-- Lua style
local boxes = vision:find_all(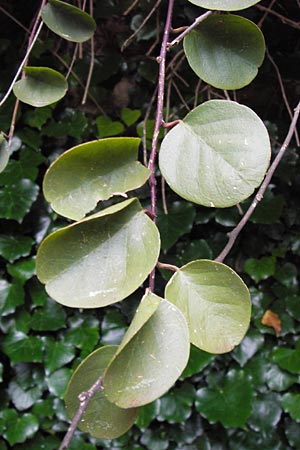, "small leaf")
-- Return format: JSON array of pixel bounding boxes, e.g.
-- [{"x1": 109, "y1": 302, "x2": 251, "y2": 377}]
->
[
  {"x1": 0, "y1": 234, "x2": 34, "y2": 263},
  {"x1": 44, "y1": 337, "x2": 75, "y2": 375},
  {"x1": 103, "y1": 292, "x2": 190, "y2": 408},
  {"x1": 181, "y1": 344, "x2": 214, "y2": 378},
  {"x1": 96, "y1": 116, "x2": 125, "y2": 138},
  {"x1": 184, "y1": 15, "x2": 265, "y2": 90},
  {"x1": 0, "y1": 280, "x2": 24, "y2": 316},
  {"x1": 36, "y1": 198, "x2": 160, "y2": 308},
  {"x1": 165, "y1": 260, "x2": 251, "y2": 354},
  {"x1": 247, "y1": 392, "x2": 282, "y2": 433},
  {"x1": 46, "y1": 368, "x2": 71, "y2": 398},
  {"x1": 244, "y1": 256, "x2": 276, "y2": 283},
  {"x1": 282, "y1": 393, "x2": 300, "y2": 421},
  {"x1": 2, "y1": 410, "x2": 39, "y2": 446},
  {"x1": 121, "y1": 108, "x2": 141, "y2": 127},
  {"x1": 1, "y1": 332, "x2": 43, "y2": 363},
  {"x1": 13, "y1": 67, "x2": 68, "y2": 107},
  {"x1": 0, "y1": 133, "x2": 9, "y2": 173},
  {"x1": 43, "y1": 138, "x2": 150, "y2": 220},
  {"x1": 65, "y1": 345, "x2": 139, "y2": 439},
  {"x1": 196, "y1": 369, "x2": 253, "y2": 427},
  {"x1": 0, "y1": 179, "x2": 39, "y2": 222},
  {"x1": 159, "y1": 100, "x2": 271, "y2": 208},
  {"x1": 7, "y1": 257, "x2": 36, "y2": 283},
  {"x1": 186, "y1": 0, "x2": 262, "y2": 10},
  {"x1": 231, "y1": 328, "x2": 264, "y2": 367},
  {"x1": 41, "y1": 0, "x2": 96, "y2": 43},
  {"x1": 261, "y1": 310, "x2": 281, "y2": 337},
  {"x1": 273, "y1": 347, "x2": 300, "y2": 374},
  {"x1": 31, "y1": 299, "x2": 67, "y2": 331},
  {"x1": 157, "y1": 383, "x2": 195, "y2": 423}
]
